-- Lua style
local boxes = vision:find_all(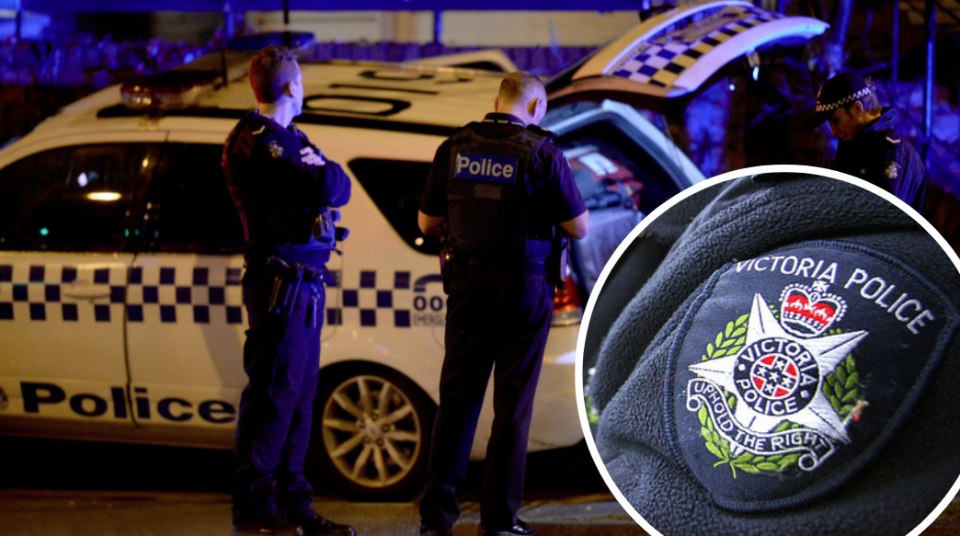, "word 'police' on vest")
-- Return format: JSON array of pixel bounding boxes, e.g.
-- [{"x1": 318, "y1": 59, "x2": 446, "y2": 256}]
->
[{"x1": 455, "y1": 153, "x2": 518, "y2": 184}]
